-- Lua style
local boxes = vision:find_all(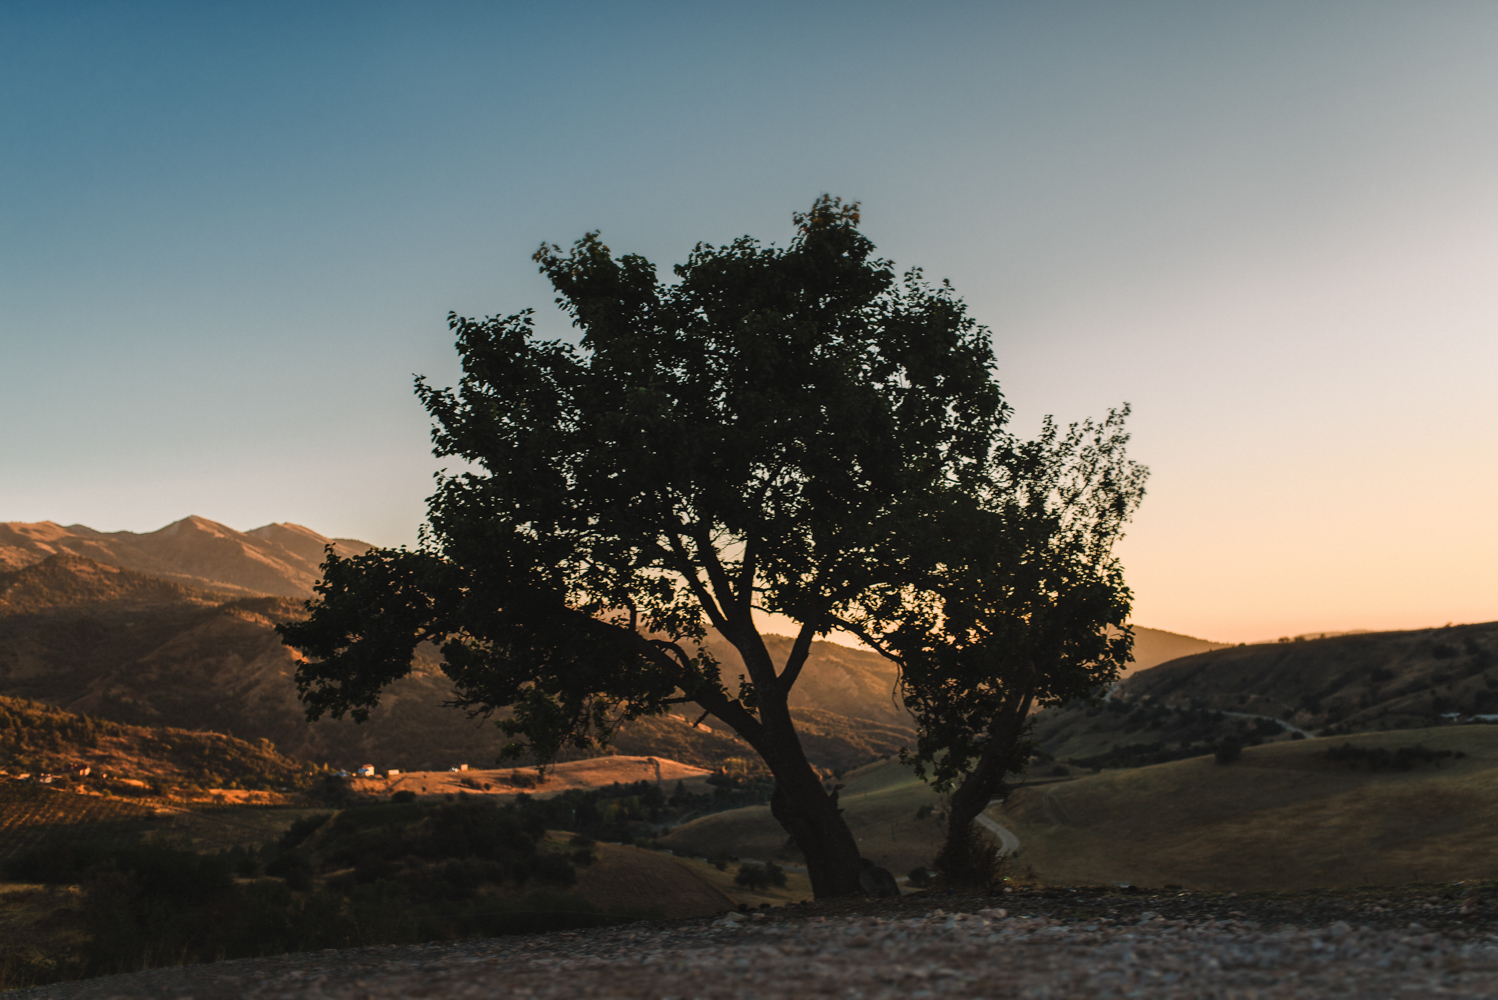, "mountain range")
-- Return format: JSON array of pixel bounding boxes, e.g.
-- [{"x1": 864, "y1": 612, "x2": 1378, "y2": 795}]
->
[
  {"x1": 0, "y1": 515, "x2": 1230, "y2": 774},
  {"x1": 0, "y1": 517, "x2": 369, "y2": 598}
]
